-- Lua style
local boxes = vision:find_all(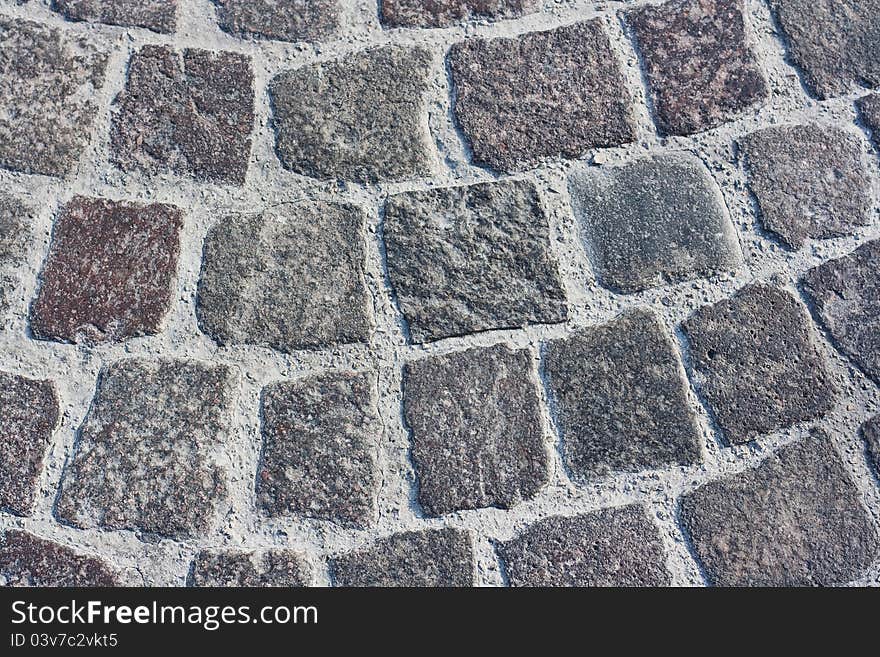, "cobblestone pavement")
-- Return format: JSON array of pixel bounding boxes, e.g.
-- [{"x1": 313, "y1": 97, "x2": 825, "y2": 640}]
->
[{"x1": 1, "y1": 0, "x2": 879, "y2": 587}]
